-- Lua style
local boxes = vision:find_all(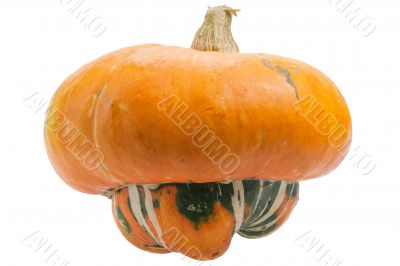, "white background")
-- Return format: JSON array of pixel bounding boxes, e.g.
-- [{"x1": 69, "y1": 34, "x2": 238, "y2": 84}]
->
[{"x1": 1, "y1": 0, "x2": 399, "y2": 265}]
